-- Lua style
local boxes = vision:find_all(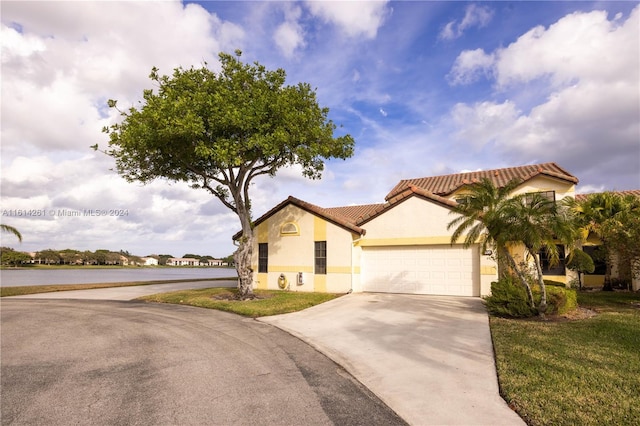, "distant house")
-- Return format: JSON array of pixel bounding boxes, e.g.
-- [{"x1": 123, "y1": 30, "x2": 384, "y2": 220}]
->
[
  {"x1": 142, "y1": 257, "x2": 158, "y2": 266},
  {"x1": 167, "y1": 257, "x2": 199, "y2": 266}
]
